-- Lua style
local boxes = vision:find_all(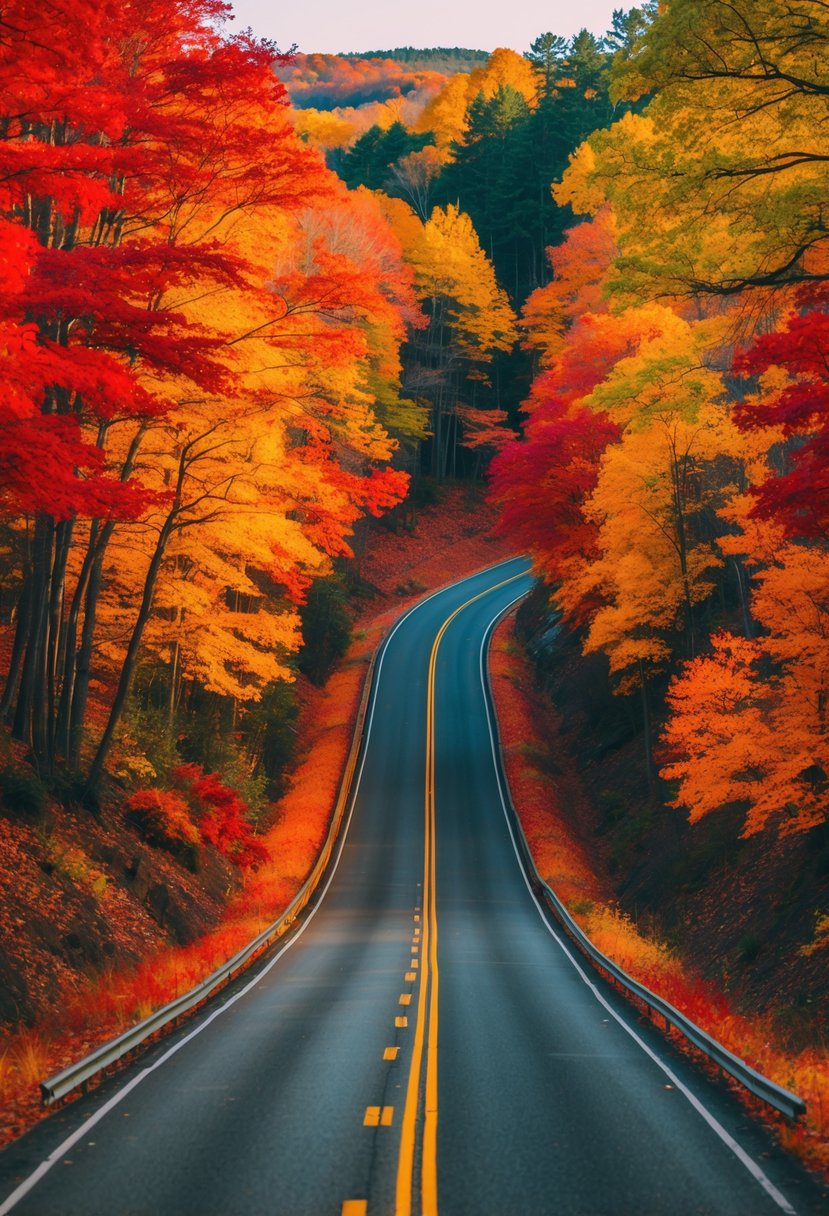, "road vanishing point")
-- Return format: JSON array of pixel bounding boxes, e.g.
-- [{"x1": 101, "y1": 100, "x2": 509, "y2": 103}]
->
[{"x1": 1, "y1": 558, "x2": 827, "y2": 1216}]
